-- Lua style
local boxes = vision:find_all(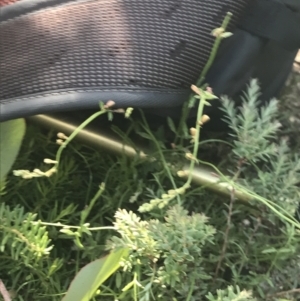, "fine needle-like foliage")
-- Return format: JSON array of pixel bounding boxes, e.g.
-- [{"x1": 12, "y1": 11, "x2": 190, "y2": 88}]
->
[
  {"x1": 206, "y1": 286, "x2": 256, "y2": 301},
  {"x1": 106, "y1": 205, "x2": 216, "y2": 301},
  {"x1": 0, "y1": 13, "x2": 299, "y2": 301},
  {"x1": 0, "y1": 203, "x2": 52, "y2": 263}
]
